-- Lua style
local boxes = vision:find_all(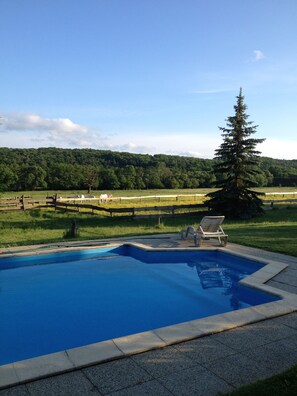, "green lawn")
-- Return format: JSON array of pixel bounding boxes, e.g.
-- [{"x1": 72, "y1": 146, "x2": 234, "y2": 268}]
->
[
  {"x1": 223, "y1": 208, "x2": 297, "y2": 257},
  {"x1": 0, "y1": 208, "x2": 196, "y2": 248},
  {"x1": 0, "y1": 206, "x2": 297, "y2": 257}
]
